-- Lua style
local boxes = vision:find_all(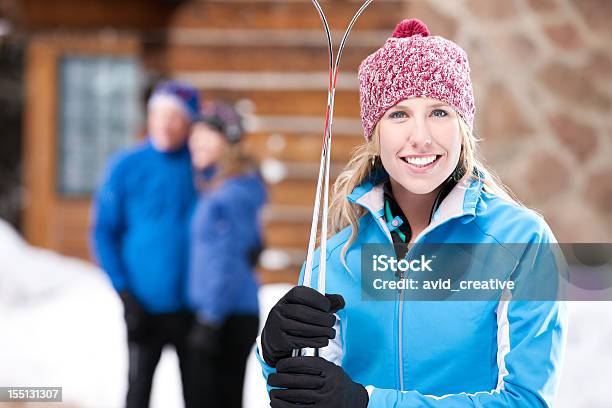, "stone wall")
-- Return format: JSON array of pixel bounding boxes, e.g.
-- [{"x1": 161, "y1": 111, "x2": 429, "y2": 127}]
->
[{"x1": 404, "y1": 0, "x2": 612, "y2": 242}]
